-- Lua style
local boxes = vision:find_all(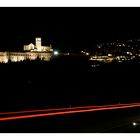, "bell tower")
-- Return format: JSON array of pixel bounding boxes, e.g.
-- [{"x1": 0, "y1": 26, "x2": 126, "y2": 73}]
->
[{"x1": 36, "y1": 37, "x2": 42, "y2": 51}]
